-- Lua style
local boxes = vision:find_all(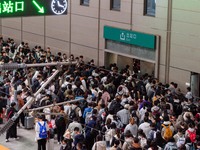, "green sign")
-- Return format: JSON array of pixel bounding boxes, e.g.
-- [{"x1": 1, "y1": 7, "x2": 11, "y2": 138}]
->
[
  {"x1": 104, "y1": 26, "x2": 156, "y2": 49},
  {"x1": 0, "y1": 0, "x2": 68, "y2": 18}
]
